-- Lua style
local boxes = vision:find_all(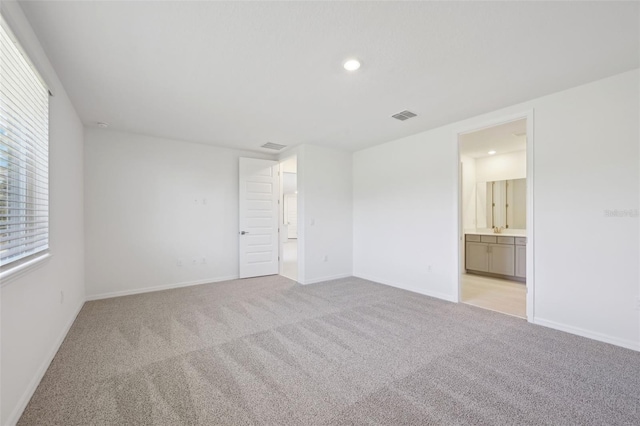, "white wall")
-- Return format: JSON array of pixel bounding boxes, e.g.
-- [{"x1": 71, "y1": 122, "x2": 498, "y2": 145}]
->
[
  {"x1": 354, "y1": 69, "x2": 640, "y2": 350},
  {"x1": 84, "y1": 129, "x2": 274, "y2": 299},
  {"x1": 282, "y1": 145, "x2": 352, "y2": 284},
  {"x1": 0, "y1": 2, "x2": 85, "y2": 425},
  {"x1": 475, "y1": 150, "x2": 526, "y2": 183},
  {"x1": 353, "y1": 125, "x2": 458, "y2": 301},
  {"x1": 460, "y1": 155, "x2": 476, "y2": 230},
  {"x1": 282, "y1": 172, "x2": 297, "y2": 194},
  {"x1": 281, "y1": 156, "x2": 297, "y2": 173}
]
